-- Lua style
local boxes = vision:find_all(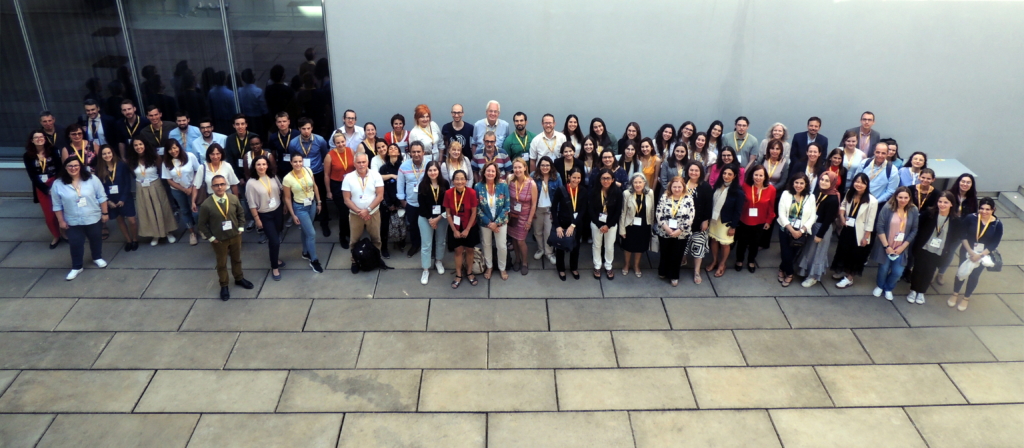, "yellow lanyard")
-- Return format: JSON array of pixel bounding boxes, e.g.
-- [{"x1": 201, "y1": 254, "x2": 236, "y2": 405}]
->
[
  {"x1": 635, "y1": 193, "x2": 644, "y2": 214},
  {"x1": 454, "y1": 188, "x2": 466, "y2": 213},
  {"x1": 38, "y1": 155, "x2": 48, "y2": 174},
  {"x1": 71, "y1": 141, "x2": 86, "y2": 162},
  {"x1": 867, "y1": 162, "x2": 885, "y2": 180},
  {"x1": 71, "y1": 180, "x2": 82, "y2": 198},
  {"x1": 299, "y1": 137, "x2": 312, "y2": 156},
  {"x1": 850, "y1": 200, "x2": 862, "y2": 219},
  {"x1": 357, "y1": 174, "x2": 368, "y2": 191},
  {"x1": 294, "y1": 169, "x2": 313, "y2": 195},
  {"x1": 173, "y1": 159, "x2": 183, "y2": 178},
  {"x1": 431, "y1": 184, "x2": 440, "y2": 203},
  {"x1": 792, "y1": 195, "x2": 805, "y2": 218},
  {"x1": 976, "y1": 216, "x2": 993, "y2": 241},
  {"x1": 816, "y1": 192, "x2": 827, "y2": 208},
  {"x1": 126, "y1": 118, "x2": 139, "y2": 138},
  {"x1": 108, "y1": 163, "x2": 117, "y2": 183},
  {"x1": 259, "y1": 176, "x2": 273, "y2": 195},
  {"x1": 843, "y1": 150, "x2": 856, "y2": 169},
  {"x1": 151, "y1": 124, "x2": 163, "y2": 143},
  {"x1": 897, "y1": 209, "x2": 907, "y2": 233},
  {"x1": 766, "y1": 160, "x2": 780, "y2": 179},
  {"x1": 212, "y1": 195, "x2": 230, "y2": 219},
  {"x1": 917, "y1": 185, "x2": 932, "y2": 206},
  {"x1": 753, "y1": 186, "x2": 764, "y2": 204},
  {"x1": 278, "y1": 131, "x2": 290, "y2": 150},
  {"x1": 935, "y1": 214, "x2": 948, "y2": 238},
  {"x1": 514, "y1": 178, "x2": 527, "y2": 201},
  {"x1": 543, "y1": 135, "x2": 556, "y2": 153},
  {"x1": 568, "y1": 186, "x2": 579, "y2": 212},
  {"x1": 419, "y1": 125, "x2": 433, "y2": 143},
  {"x1": 236, "y1": 134, "x2": 249, "y2": 155},
  {"x1": 334, "y1": 147, "x2": 349, "y2": 171},
  {"x1": 411, "y1": 162, "x2": 423, "y2": 180},
  {"x1": 670, "y1": 196, "x2": 683, "y2": 217},
  {"x1": 600, "y1": 189, "x2": 607, "y2": 214},
  {"x1": 733, "y1": 133, "x2": 748, "y2": 153},
  {"x1": 181, "y1": 128, "x2": 188, "y2": 149},
  {"x1": 45, "y1": 133, "x2": 56, "y2": 146},
  {"x1": 514, "y1": 132, "x2": 528, "y2": 151}
]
